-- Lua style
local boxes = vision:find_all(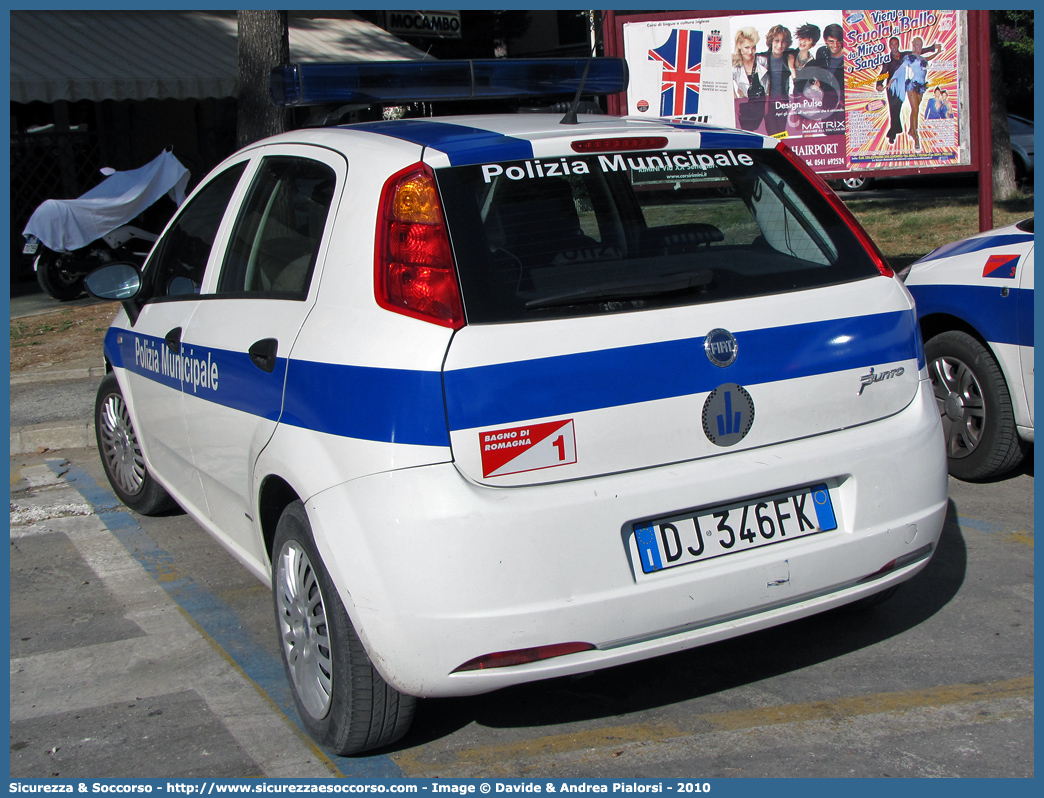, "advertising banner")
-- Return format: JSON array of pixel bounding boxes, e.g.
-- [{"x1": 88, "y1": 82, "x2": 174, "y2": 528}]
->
[
  {"x1": 624, "y1": 18, "x2": 735, "y2": 126},
  {"x1": 844, "y1": 9, "x2": 961, "y2": 170},
  {"x1": 728, "y1": 10, "x2": 847, "y2": 171},
  {"x1": 622, "y1": 9, "x2": 965, "y2": 175}
]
